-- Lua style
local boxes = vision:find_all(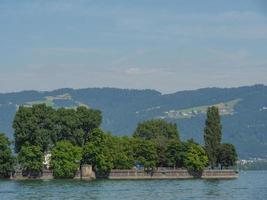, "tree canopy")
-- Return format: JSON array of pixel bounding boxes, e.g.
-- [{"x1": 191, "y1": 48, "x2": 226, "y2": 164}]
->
[
  {"x1": 133, "y1": 119, "x2": 180, "y2": 167},
  {"x1": 131, "y1": 138, "x2": 158, "y2": 170},
  {"x1": 184, "y1": 142, "x2": 209, "y2": 172},
  {"x1": 133, "y1": 119, "x2": 179, "y2": 140},
  {"x1": 0, "y1": 133, "x2": 14, "y2": 177},
  {"x1": 13, "y1": 104, "x2": 55, "y2": 152},
  {"x1": 17, "y1": 144, "x2": 44, "y2": 175},
  {"x1": 13, "y1": 104, "x2": 102, "y2": 176},
  {"x1": 13, "y1": 104, "x2": 102, "y2": 152},
  {"x1": 218, "y1": 143, "x2": 237, "y2": 169},
  {"x1": 82, "y1": 128, "x2": 114, "y2": 174},
  {"x1": 50, "y1": 140, "x2": 82, "y2": 178},
  {"x1": 165, "y1": 139, "x2": 187, "y2": 168},
  {"x1": 110, "y1": 136, "x2": 135, "y2": 170}
]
